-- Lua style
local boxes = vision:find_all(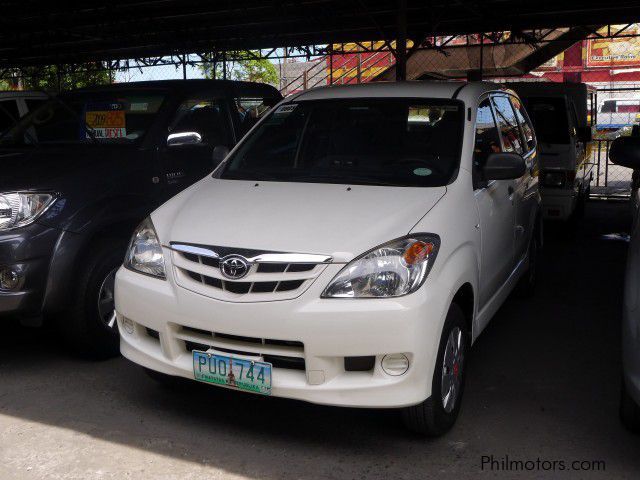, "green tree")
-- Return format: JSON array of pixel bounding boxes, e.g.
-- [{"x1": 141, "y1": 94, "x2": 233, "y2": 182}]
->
[
  {"x1": 200, "y1": 51, "x2": 279, "y2": 86},
  {"x1": 4, "y1": 63, "x2": 112, "y2": 92}
]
